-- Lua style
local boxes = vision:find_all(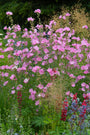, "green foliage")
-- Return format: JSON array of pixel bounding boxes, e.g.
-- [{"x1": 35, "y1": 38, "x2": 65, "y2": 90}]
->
[{"x1": 0, "y1": 0, "x2": 89, "y2": 30}]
